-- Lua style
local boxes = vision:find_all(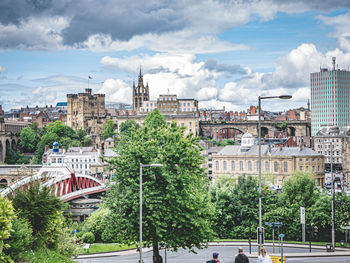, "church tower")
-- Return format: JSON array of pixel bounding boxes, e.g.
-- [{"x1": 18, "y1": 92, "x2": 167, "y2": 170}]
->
[{"x1": 132, "y1": 68, "x2": 149, "y2": 112}]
